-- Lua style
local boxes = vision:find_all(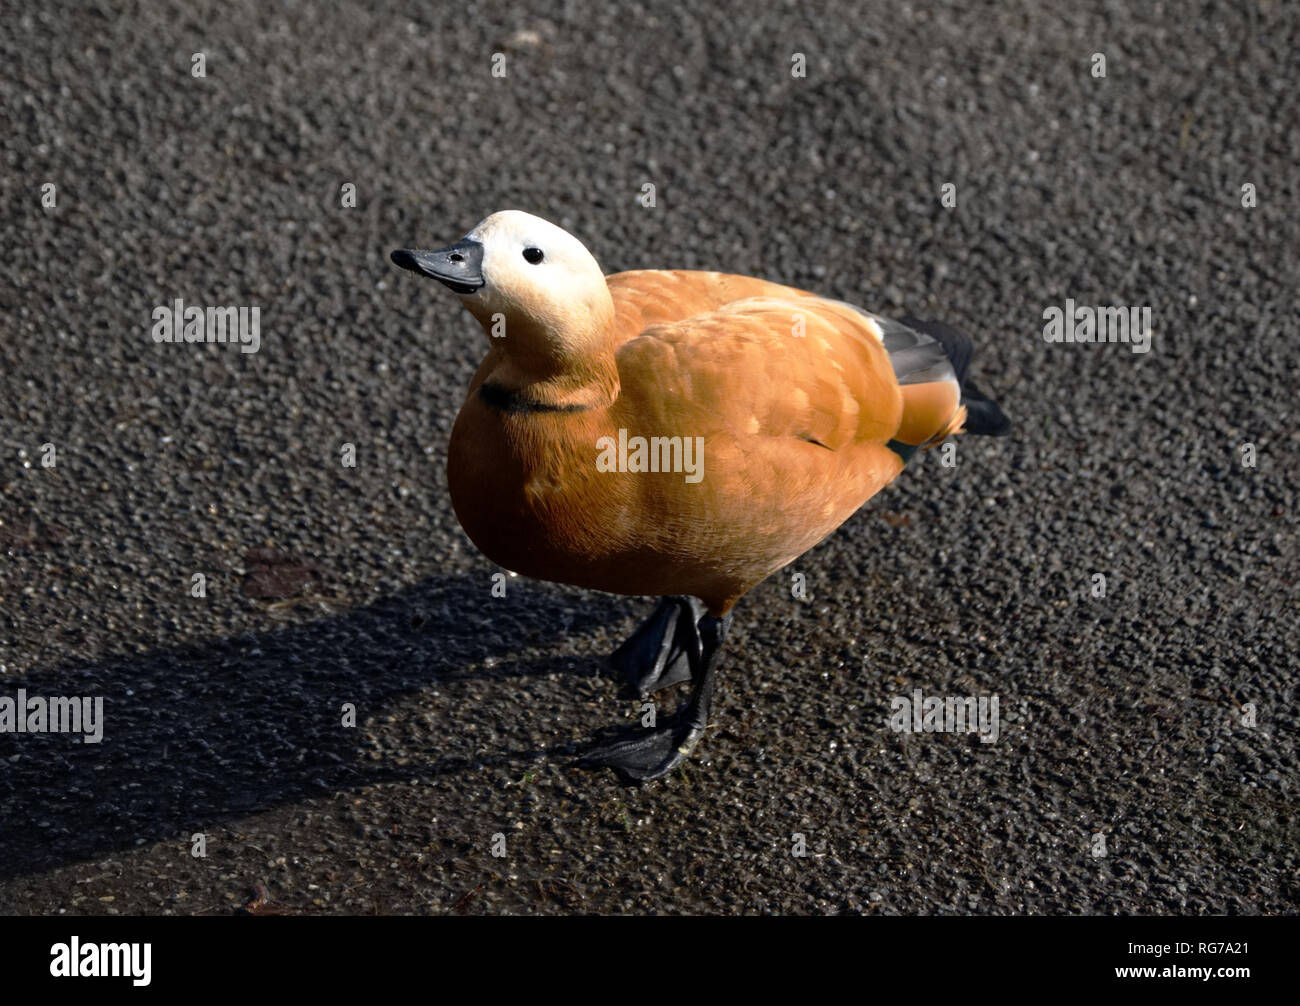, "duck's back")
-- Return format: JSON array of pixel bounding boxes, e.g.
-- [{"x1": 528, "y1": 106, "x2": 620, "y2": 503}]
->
[{"x1": 607, "y1": 270, "x2": 819, "y2": 339}]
